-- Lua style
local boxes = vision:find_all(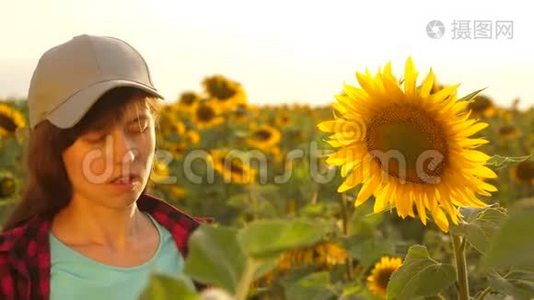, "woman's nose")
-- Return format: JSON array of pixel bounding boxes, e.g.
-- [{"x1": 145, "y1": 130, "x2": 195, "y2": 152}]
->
[{"x1": 110, "y1": 130, "x2": 137, "y2": 164}]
